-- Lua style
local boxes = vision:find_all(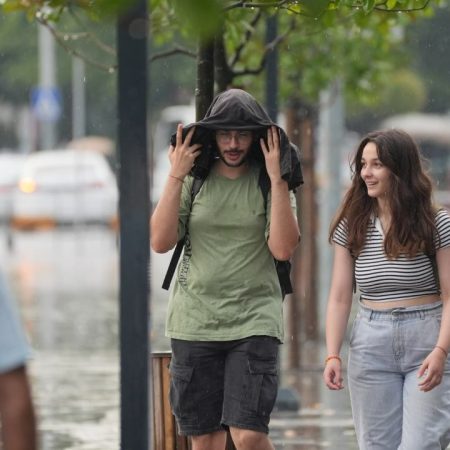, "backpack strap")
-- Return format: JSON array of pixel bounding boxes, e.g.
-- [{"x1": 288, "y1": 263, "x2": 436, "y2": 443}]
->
[
  {"x1": 161, "y1": 177, "x2": 204, "y2": 290},
  {"x1": 258, "y1": 167, "x2": 293, "y2": 299}
]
